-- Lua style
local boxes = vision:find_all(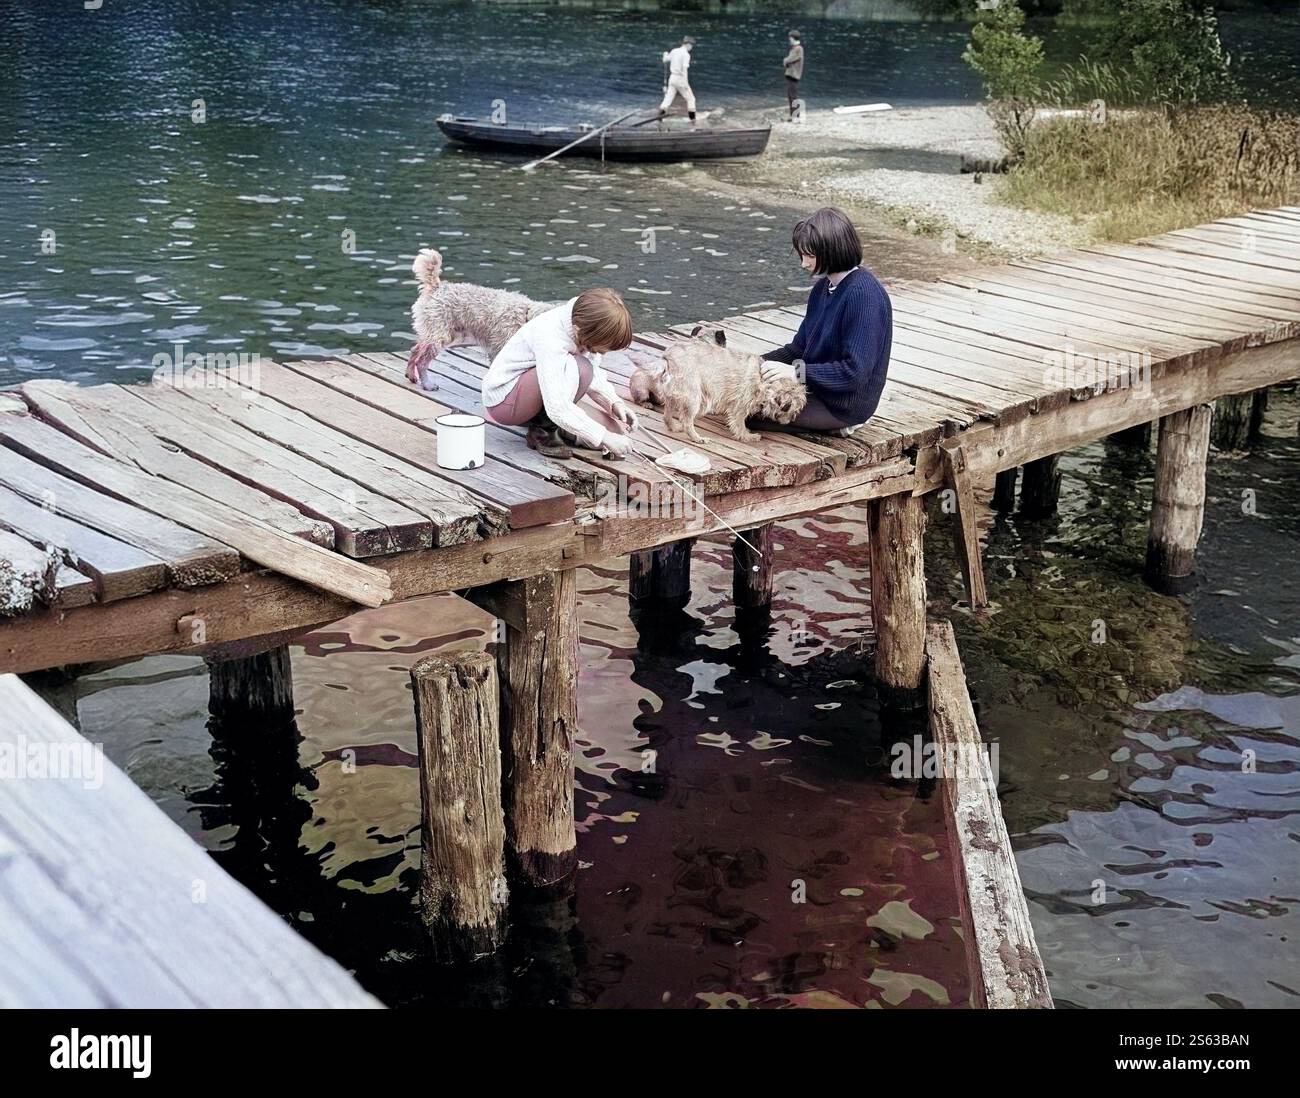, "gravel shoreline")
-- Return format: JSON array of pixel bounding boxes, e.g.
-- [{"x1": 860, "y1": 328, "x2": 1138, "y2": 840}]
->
[{"x1": 692, "y1": 104, "x2": 1094, "y2": 257}]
